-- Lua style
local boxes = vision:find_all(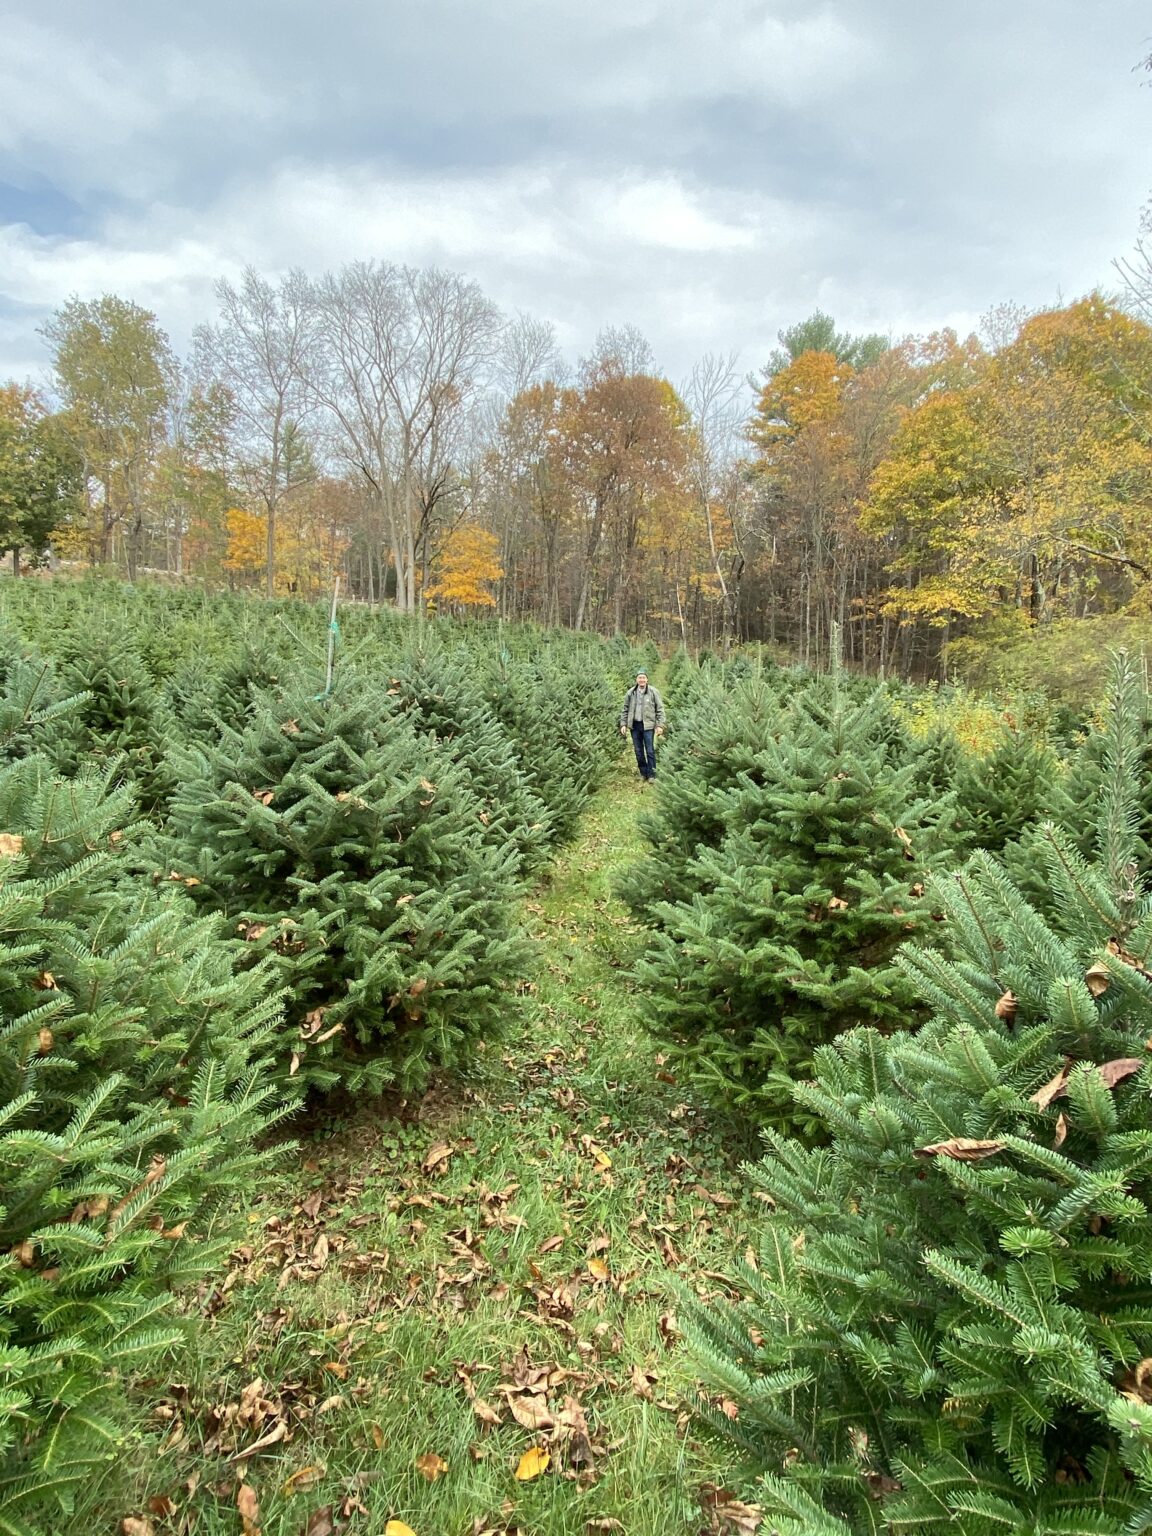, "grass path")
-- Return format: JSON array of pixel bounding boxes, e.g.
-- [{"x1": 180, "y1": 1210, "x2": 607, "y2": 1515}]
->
[{"x1": 97, "y1": 761, "x2": 750, "y2": 1536}]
